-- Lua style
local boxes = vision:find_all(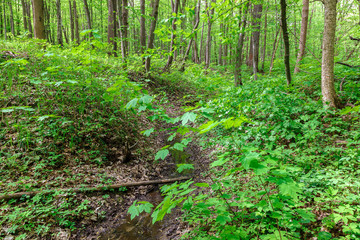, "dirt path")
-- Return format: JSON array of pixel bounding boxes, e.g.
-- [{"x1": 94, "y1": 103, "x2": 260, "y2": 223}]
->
[{"x1": 72, "y1": 73, "x2": 212, "y2": 240}]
